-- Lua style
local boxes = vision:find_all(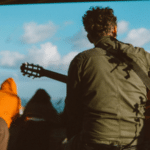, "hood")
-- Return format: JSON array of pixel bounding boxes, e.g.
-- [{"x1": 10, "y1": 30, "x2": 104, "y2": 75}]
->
[{"x1": 1, "y1": 78, "x2": 17, "y2": 95}]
